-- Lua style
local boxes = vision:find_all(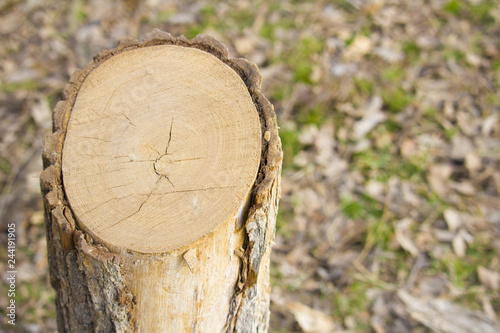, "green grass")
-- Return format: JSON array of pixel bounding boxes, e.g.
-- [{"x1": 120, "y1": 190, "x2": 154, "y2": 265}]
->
[
  {"x1": 276, "y1": 208, "x2": 294, "y2": 239},
  {"x1": 354, "y1": 77, "x2": 374, "y2": 96},
  {"x1": 444, "y1": 0, "x2": 463, "y2": 15},
  {"x1": 428, "y1": 233, "x2": 497, "y2": 309},
  {"x1": 259, "y1": 18, "x2": 295, "y2": 41},
  {"x1": 156, "y1": 10, "x2": 175, "y2": 22},
  {"x1": 382, "y1": 88, "x2": 414, "y2": 113},
  {"x1": 341, "y1": 194, "x2": 384, "y2": 220},
  {"x1": 0, "y1": 80, "x2": 39, "y2": 93},
  {"x1": 0, "y1": 157, "x2": 11, "y2": 175},
  {"x1": 271, "y1": 36, "x2": 324, "y2": 84},
  {"x1": 382, "y1": 67, "x2": 405, "y2": 82},
  {"x1": 470, "y1": 1, "x2": 497, "y2": 26},
  {"x1": 402, "y1": 40, "x2": 421, "y2": 63},
  {"x1": 352, "y1": 145, "x2": 426, "y2": 183},
  {"x1": 279, "y1": 128, "x2": 302, "y2": 169},
  {"x1": 331, "y1": 282, "x2": 371, "y2": 331},
  {"x1": 296, "y1": 104, "x2": 326, "y2": 126}
]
